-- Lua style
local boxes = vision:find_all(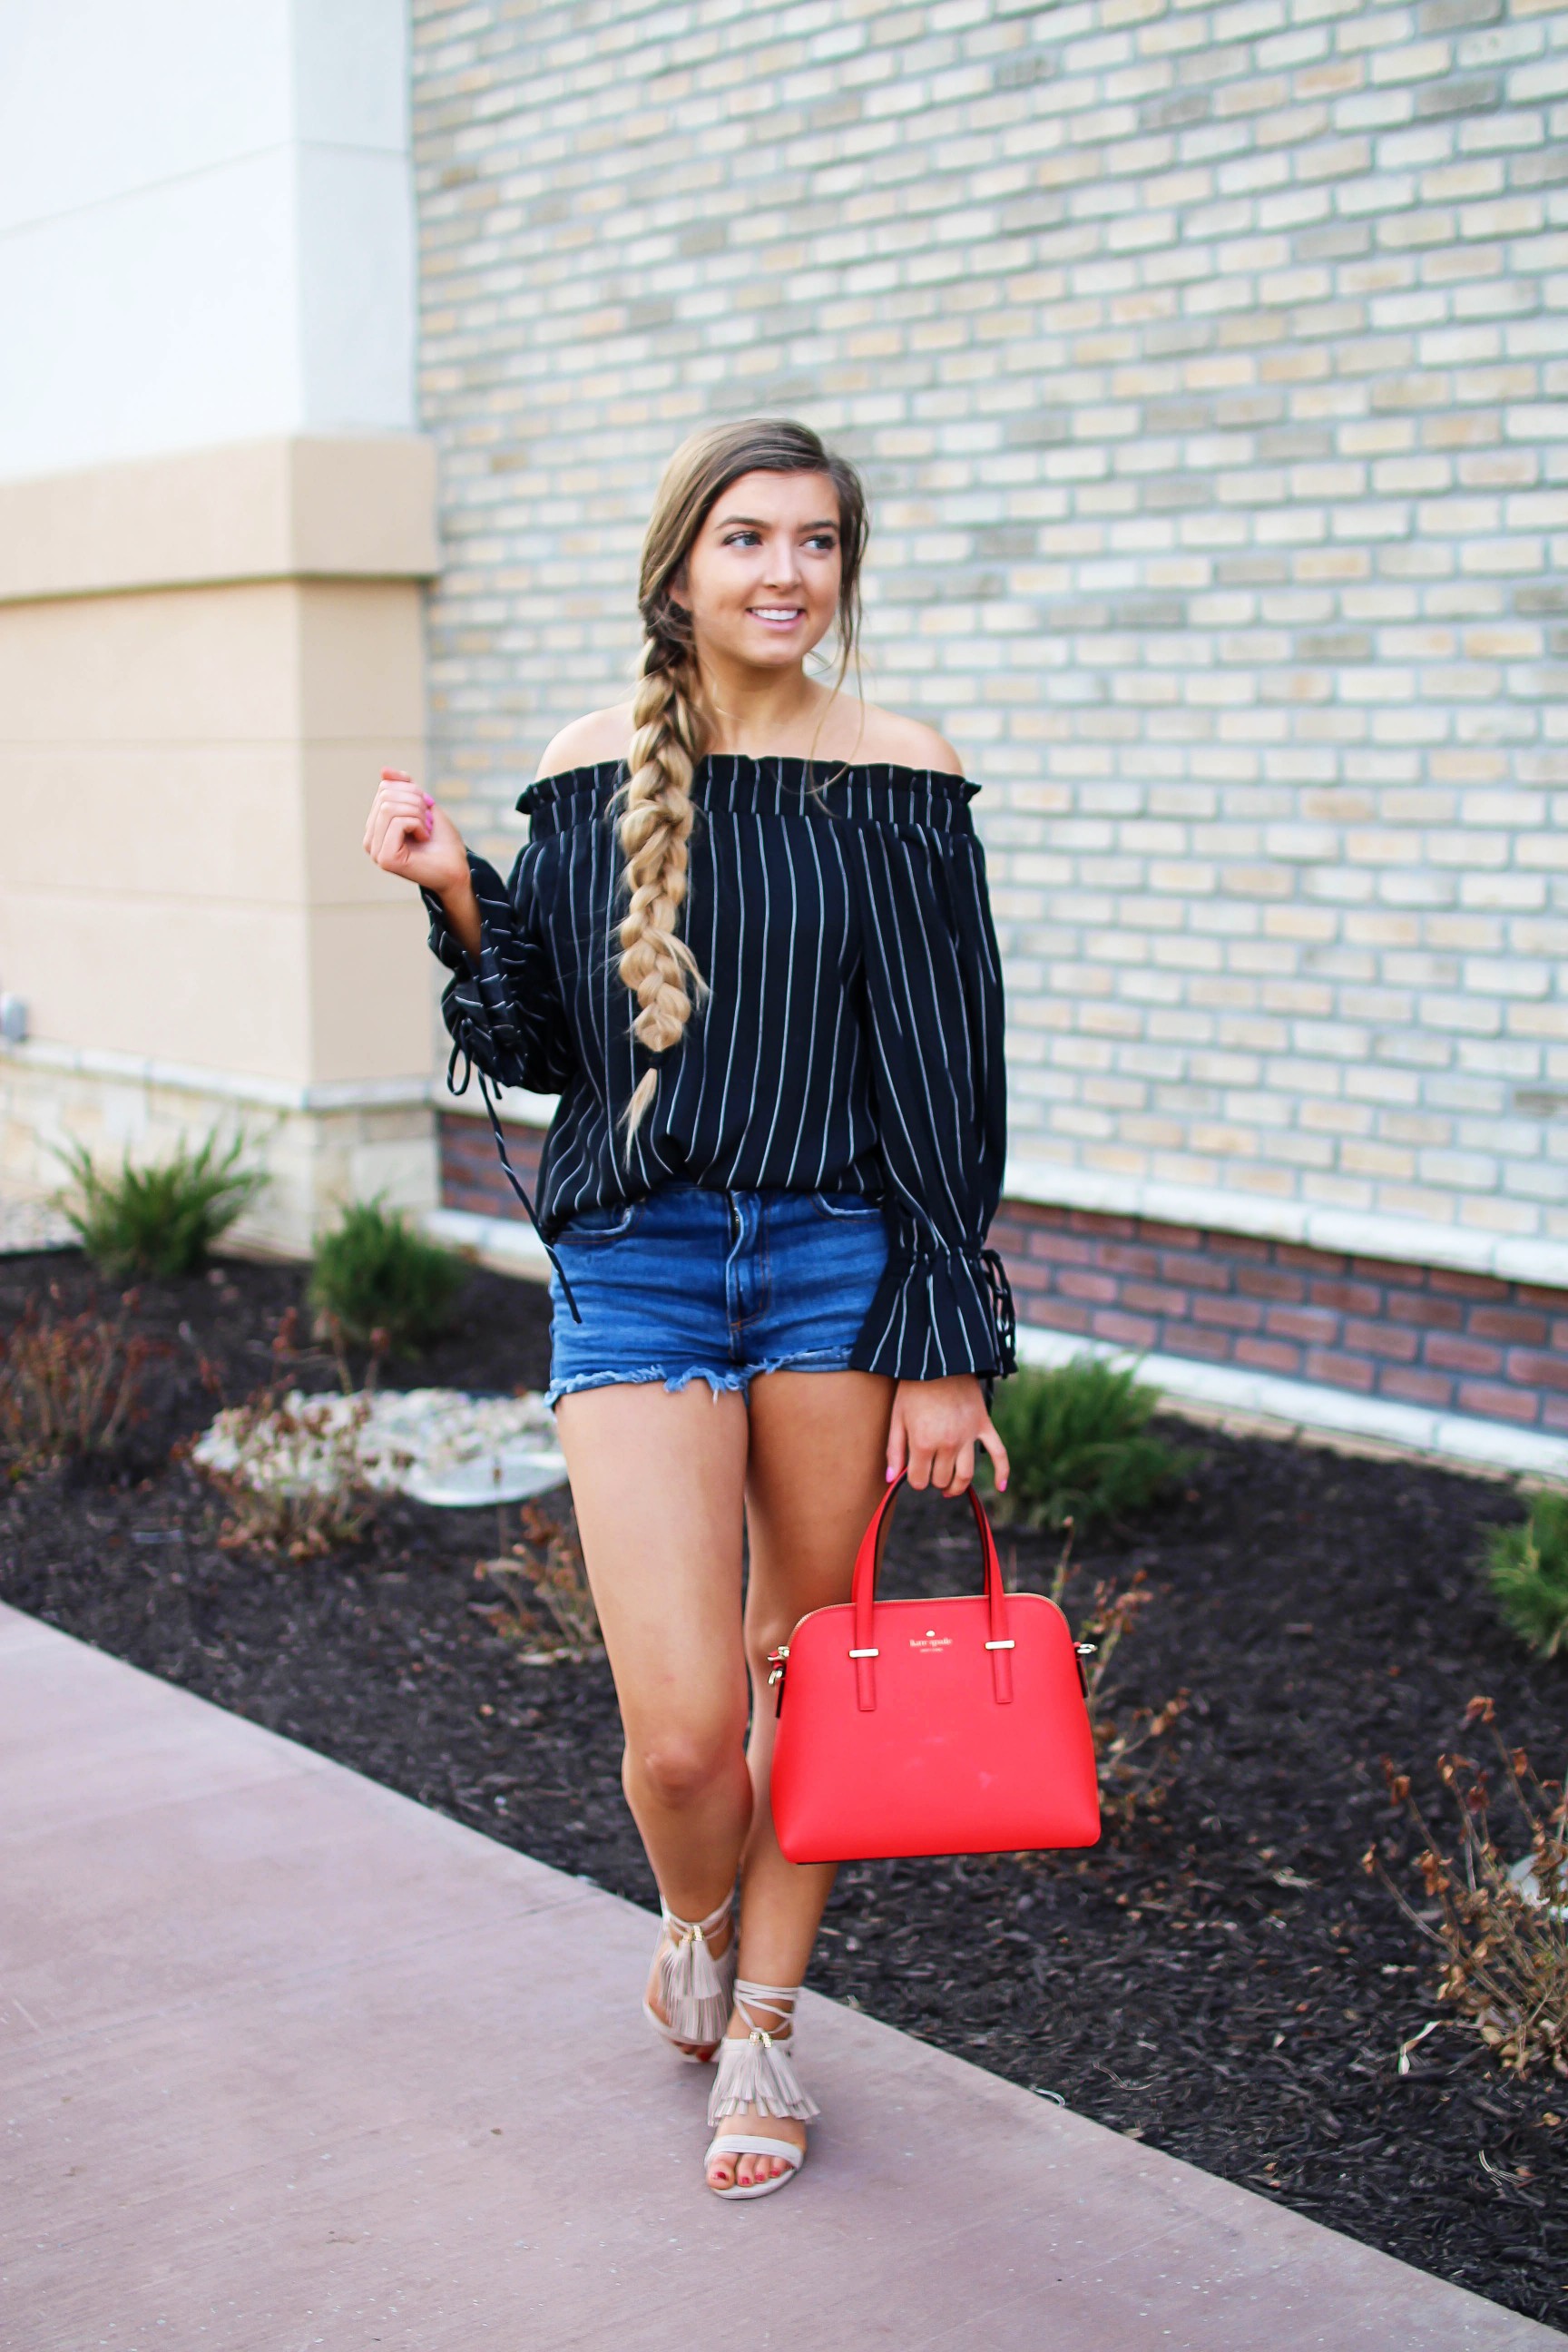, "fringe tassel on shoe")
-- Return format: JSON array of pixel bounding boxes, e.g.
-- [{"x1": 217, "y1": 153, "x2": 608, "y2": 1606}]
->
[
  {"x1": 707, "y1": 1981, "x2": 820, "y2": 2128},
  {"x1": 654, "y1": 1896, "x2": 735, "y2": 2050}
]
